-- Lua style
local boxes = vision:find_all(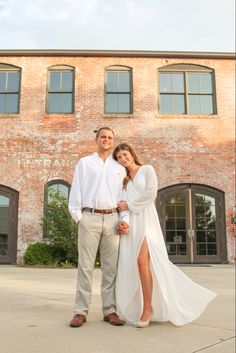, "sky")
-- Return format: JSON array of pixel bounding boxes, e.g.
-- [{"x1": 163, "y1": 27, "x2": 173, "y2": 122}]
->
[{"x1": 0, "y1": 0, "x2": 235, "y2": 52}]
